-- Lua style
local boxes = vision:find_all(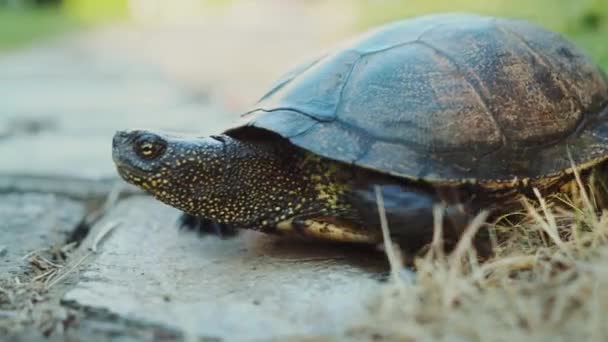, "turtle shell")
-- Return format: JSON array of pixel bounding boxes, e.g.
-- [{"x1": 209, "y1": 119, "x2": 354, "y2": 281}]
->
[{"x1": 227, "y1": 14, "x2": 608, "y2": 185}]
